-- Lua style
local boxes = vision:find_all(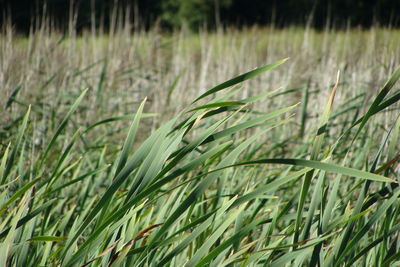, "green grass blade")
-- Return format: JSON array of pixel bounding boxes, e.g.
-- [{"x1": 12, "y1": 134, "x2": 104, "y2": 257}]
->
[
  {"x1": 233, "y1": 158, "x2": 395, "y2": 183},
  {"x1": 192, "y1": 58, "x2": 288, "y2": 103}
]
